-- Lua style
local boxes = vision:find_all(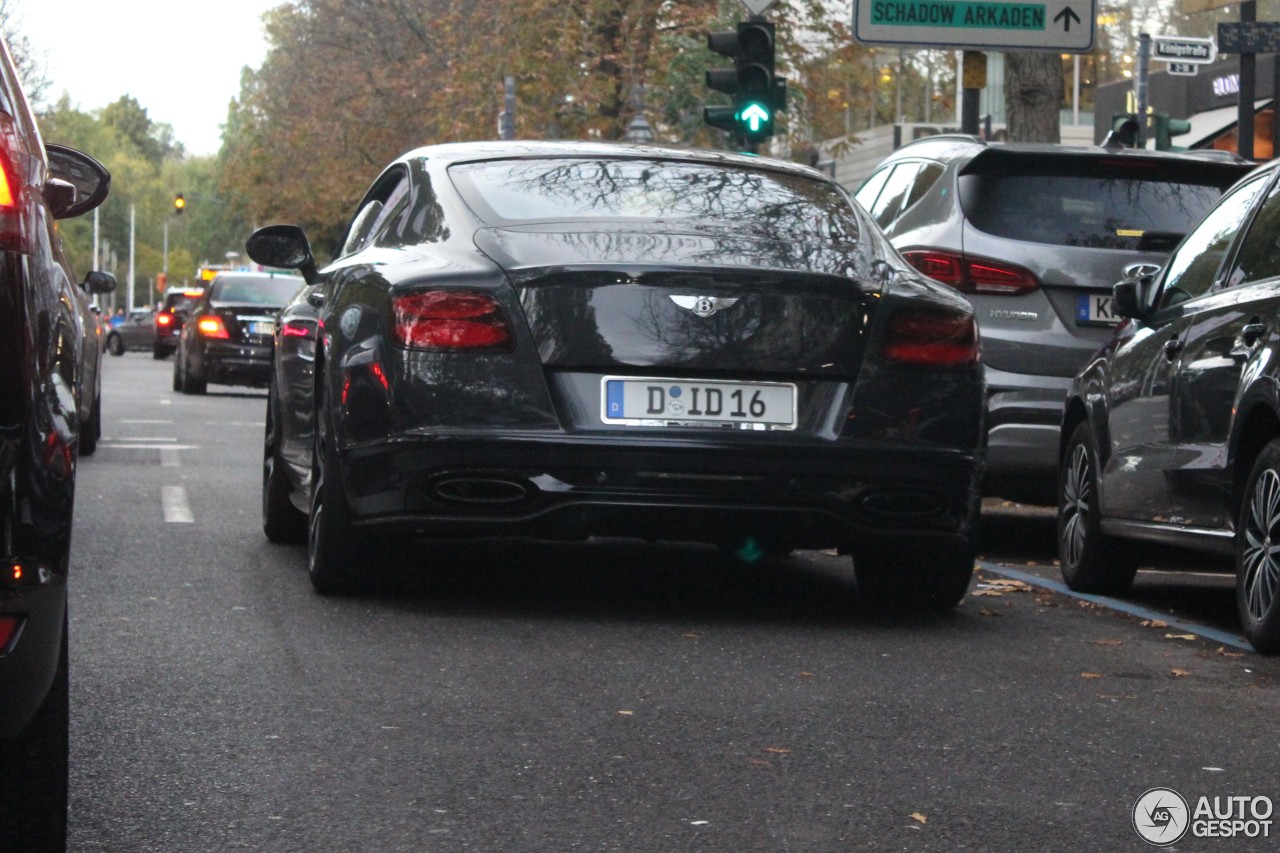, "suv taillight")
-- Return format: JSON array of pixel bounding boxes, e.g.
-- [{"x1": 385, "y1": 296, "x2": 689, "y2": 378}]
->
[
  {"x1": 901, "y1": 249, "x2": 1039, "y2": 296},
  {"x1": 881, "y1": 308, "x2": 980, "y2": 369},
  {"x1": 392, "y1": 290, "x2": 512, "y2": 351}
]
